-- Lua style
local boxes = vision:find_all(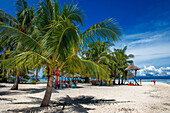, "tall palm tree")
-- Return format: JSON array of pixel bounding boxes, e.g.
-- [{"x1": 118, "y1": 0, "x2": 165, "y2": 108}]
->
[
  {"x1": 0, "y1": 0, "x2": 35, "y2": 88},
  {"x1": 107, "y1": 52, "x2": 118, "y2": 85},
  {"x1": 114, "y1": 46, "x2": 134, "y2": 84},
  {"x1": 0, "y1": 0, "x2": 122, "y2": 107}
]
